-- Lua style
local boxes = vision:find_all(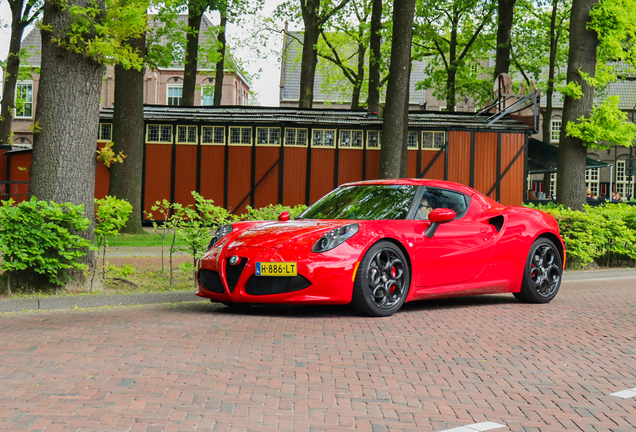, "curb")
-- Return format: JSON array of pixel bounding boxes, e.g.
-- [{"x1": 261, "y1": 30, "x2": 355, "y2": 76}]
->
[
  {"x1": 563, "y1": 268, "x2": 636, "y2": 281},
  {"x1": 0, "y1": 291, "x2": 207, "y2": 314}
]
